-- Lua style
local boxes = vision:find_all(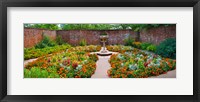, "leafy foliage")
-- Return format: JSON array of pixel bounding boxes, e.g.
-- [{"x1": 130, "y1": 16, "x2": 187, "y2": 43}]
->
[
  {"x1": 108, "y1": 48, "x2": 176, "y2": 78},
  {"x1": 24, "y1": 44, "x2": 71, "y2": 60},
  {"x1": 60, "y1": 24, "x2": 114, "y2": 30},
  {"x1": 25, "y1": 24, "x2": 175, "y2": 30},
  {"x1": 35, "y1": 36, "x2": 56, "y2": 49},
  {"x1": 56, "y1": 35, "x2": 65, "y2": 45},
  {"x1": 24, "y1": 46, "x2": 99, "y2": 78},
  {"x1": 132, "y1": 42, "x2": 142, "y2": 48},
  {"x1": 146, "y1": 45, "x2": 157, "y2": 52},
  {"x1": 68, "y1": 45, "x2": 101, "y2": 52},
  {"x1": 156, "y1": 38, "x2": 176, "y2": 59},
  {"x1": 88, "y1": 54, "x2": 99, "y2": 62},
  {"x1": 106, "y1": 45, "x2": 133, "y2": 52},
  {"x1": 79, "y1": 39, "x2": 87, "y2": 46},
  {"x1": 119, "y1": 24, "x2": 173, "y2": 31},
  {"x1": 24, "y1": 24, "x2": 59, "y2": 30},
  {"x1": 124, "y1": 36, "x2": 134, "y2": 46},
  {"x1": 140, "y1": 42, "x2": 151, "y2": 50},
  {"x1": 24, "y1": 67, "x2": 53, "y2": 78}
]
